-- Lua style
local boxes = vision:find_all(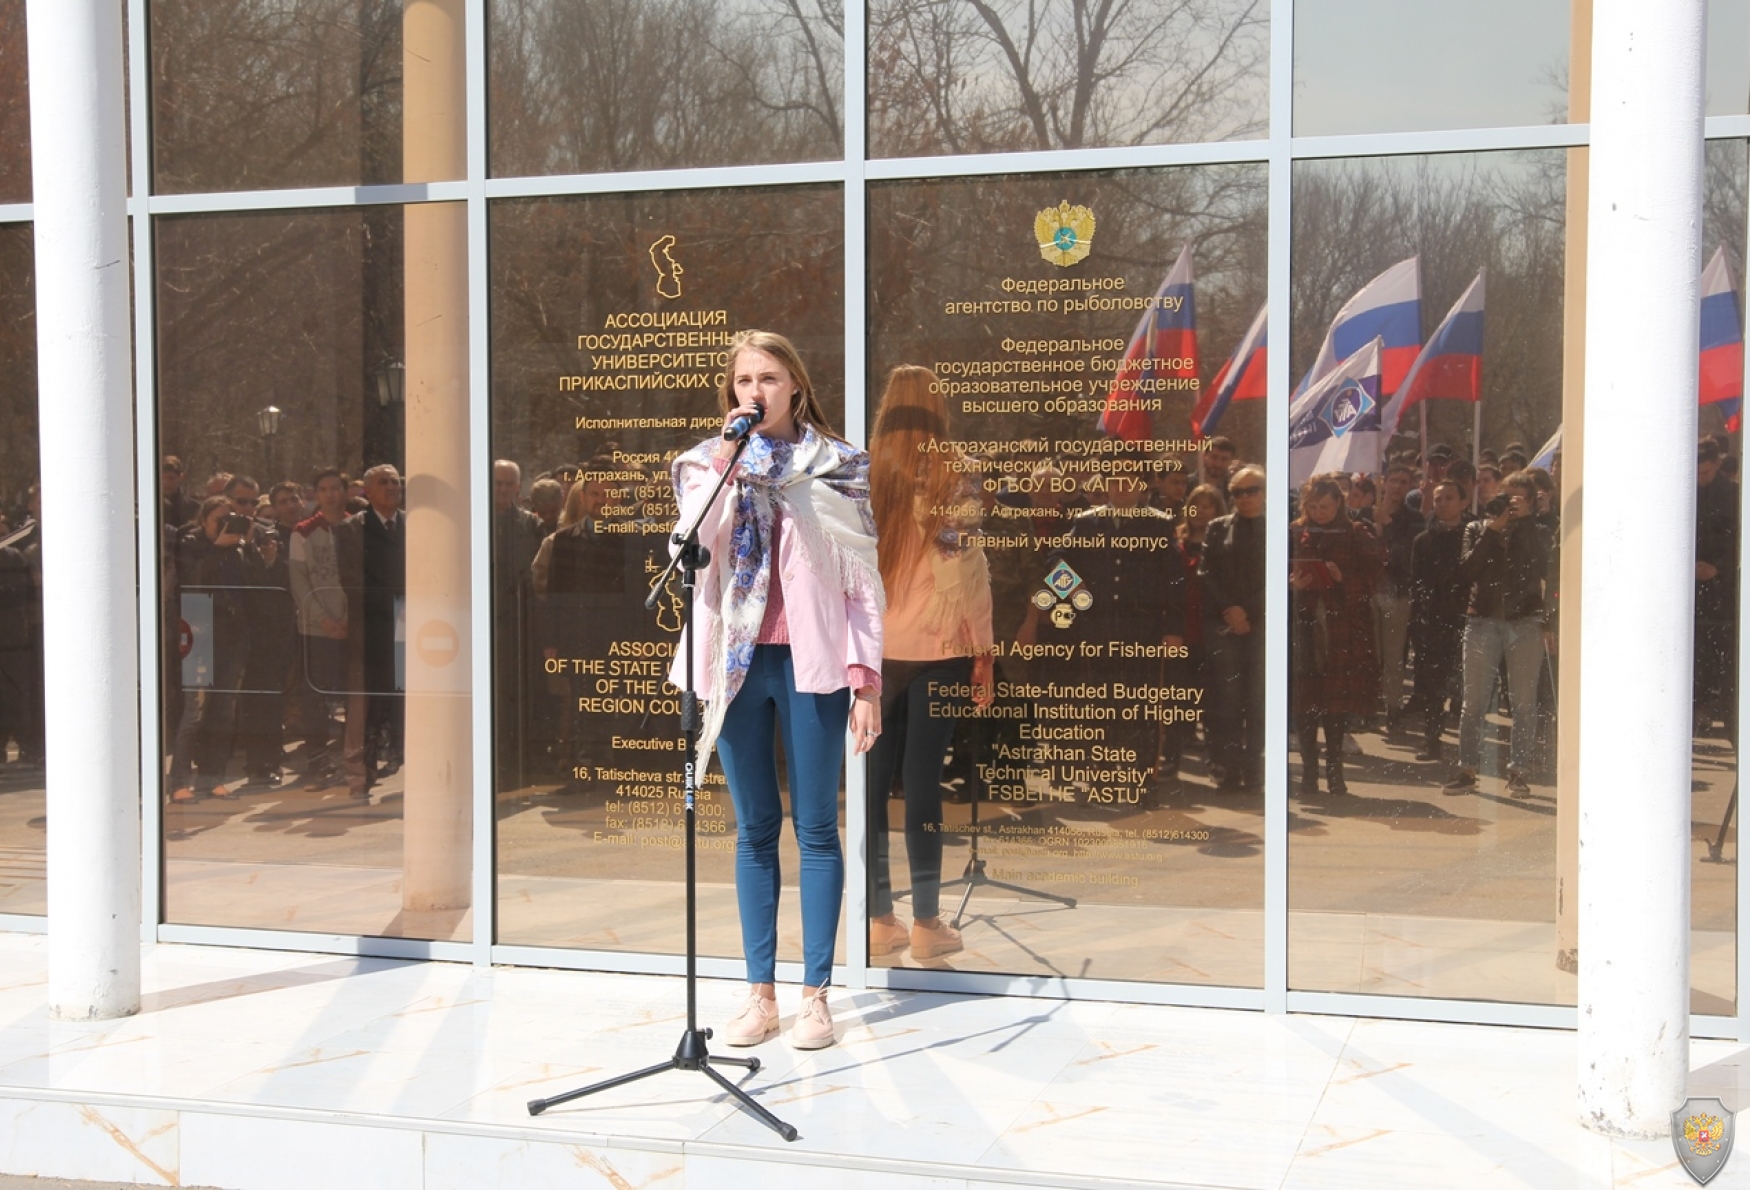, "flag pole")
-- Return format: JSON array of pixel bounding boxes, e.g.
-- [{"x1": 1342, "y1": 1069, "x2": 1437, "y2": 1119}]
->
[
  {"x1": 1471, "y1": 399, "x2": 1483, "y2": 512},
  {"x1": 1418, "y1": 399, "x2": 1429, "y2": 477}
]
